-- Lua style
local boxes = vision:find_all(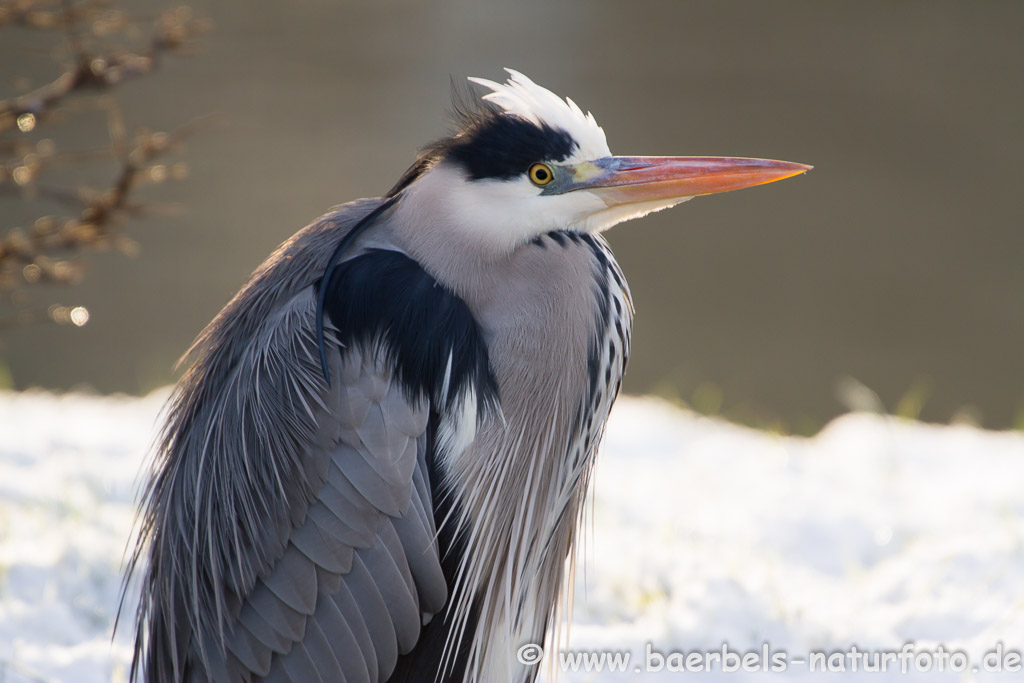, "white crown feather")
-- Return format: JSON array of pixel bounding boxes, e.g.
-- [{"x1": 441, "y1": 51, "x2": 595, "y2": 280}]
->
[{"x1": 468, "y1": 69, "x2": 611, "y2": 161}]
